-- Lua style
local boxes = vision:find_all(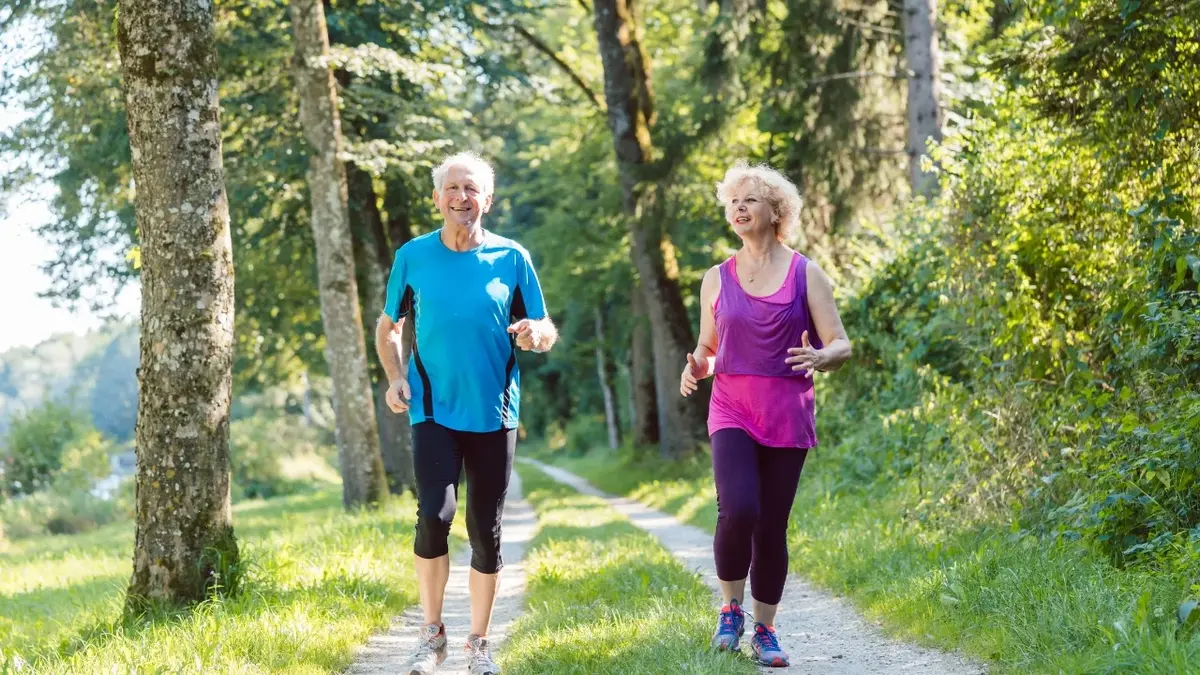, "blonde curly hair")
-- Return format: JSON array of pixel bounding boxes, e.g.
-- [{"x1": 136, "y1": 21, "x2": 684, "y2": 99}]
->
[{"x1": 715, "y1": 161, "x2": 803, "y2": 241}]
